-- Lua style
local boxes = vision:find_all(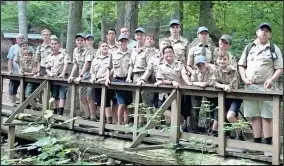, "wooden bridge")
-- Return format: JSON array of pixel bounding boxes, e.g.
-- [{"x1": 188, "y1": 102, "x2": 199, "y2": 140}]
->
[{"x1": 1, "y1": 72, "x2": 283, "y2": 165}]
